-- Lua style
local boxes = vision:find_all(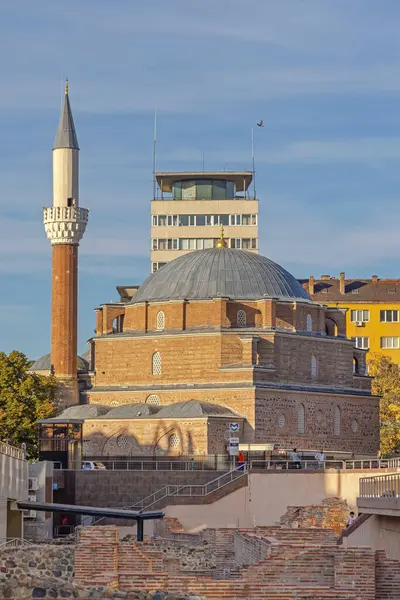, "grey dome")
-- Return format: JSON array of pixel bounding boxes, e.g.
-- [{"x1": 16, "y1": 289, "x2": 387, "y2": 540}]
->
[
  {"x1": 102, "y1": 403, "x2": 159, "y2": 418},
  {"x1": 156, "y1": 400, "x2": 239, "y2": 419},
  {"x1": 132, "y1": 248, "x2": 311, "y2": 304},
  {"x1": 59, "y1": 404, "x2": 110, "y2": 419},
  {"x1": 29, "y1": 353, "x2": 89, "y2": 372}
]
